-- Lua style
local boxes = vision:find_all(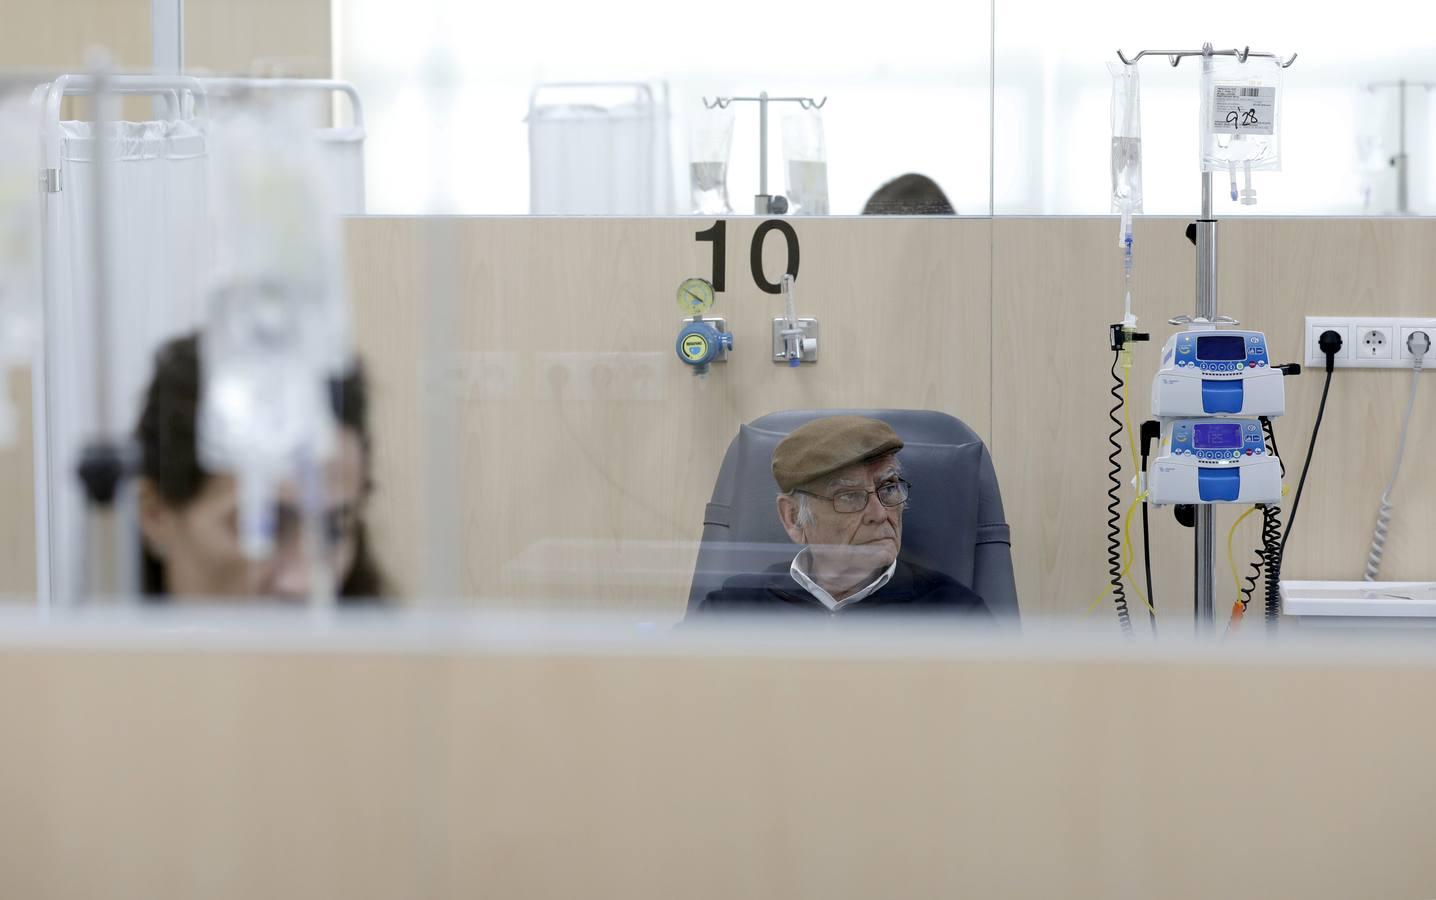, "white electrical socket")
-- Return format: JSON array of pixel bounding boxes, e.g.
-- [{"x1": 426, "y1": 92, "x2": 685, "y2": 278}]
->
[
  {"x1": 1398, "y1": 321, "x2": 1436, "y2": 362},
  {"x1": 1357, "y1": 324, "x2": 1395, "y2": 360},
  {"x1": 1305, "y1": 316, "x2": 1436, "y2": 369}
]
